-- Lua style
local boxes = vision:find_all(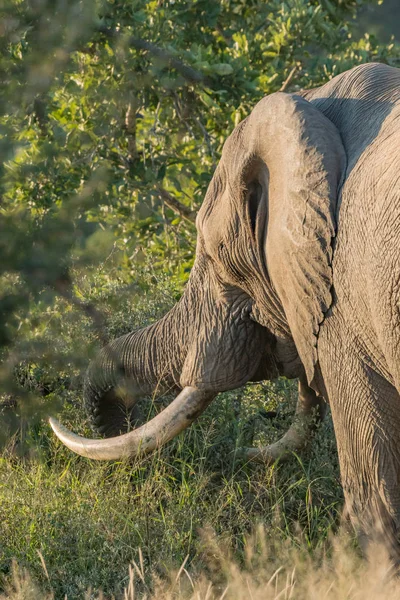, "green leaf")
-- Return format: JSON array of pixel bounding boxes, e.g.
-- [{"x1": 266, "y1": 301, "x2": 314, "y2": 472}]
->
[{"x1": 210, "y1": 63, "x2": 234, "y2": 76}]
